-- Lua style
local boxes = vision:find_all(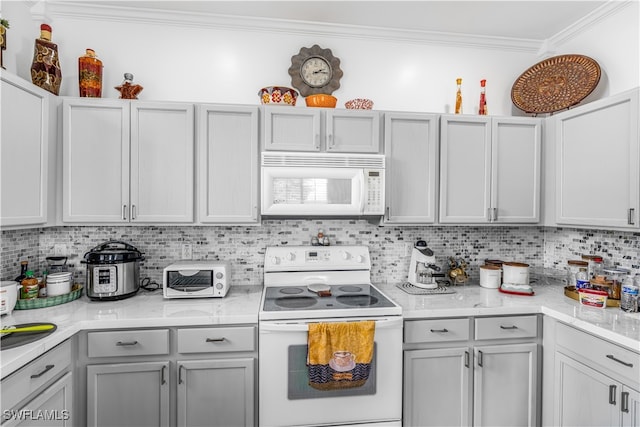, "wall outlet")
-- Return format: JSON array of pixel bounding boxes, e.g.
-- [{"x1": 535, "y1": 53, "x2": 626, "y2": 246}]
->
[
  {"x1": 54, "y1": 244, "x2": 67, "y2": 256},
  {"x1": 181, "y1": 244, "x2": 193, "y2": 260},
  {"x1": 404, "y1": 242, "x2": 413, "y2": 257}
]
